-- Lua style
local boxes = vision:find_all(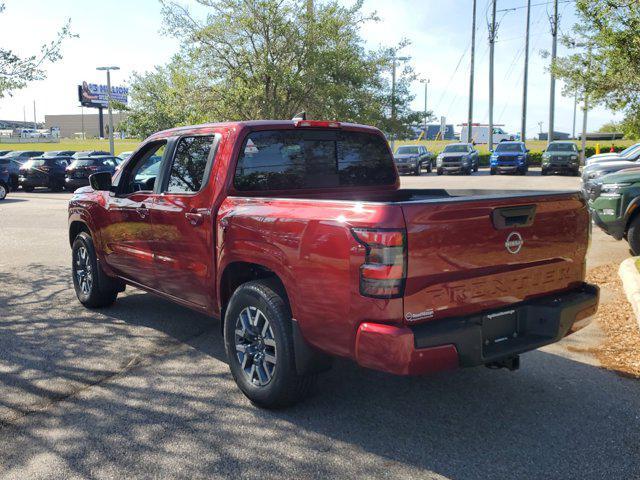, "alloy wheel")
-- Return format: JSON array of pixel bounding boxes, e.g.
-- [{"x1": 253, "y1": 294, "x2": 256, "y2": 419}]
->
[
  {"x1": 74, "y1": 246, "x2": 93, "y2": 296},
  {"x1": 234, "y1": 306, "x2": 277, "y2": 386},
  {"x1": 0, "y1": 184, "x2": 6, "y2": 200}
]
